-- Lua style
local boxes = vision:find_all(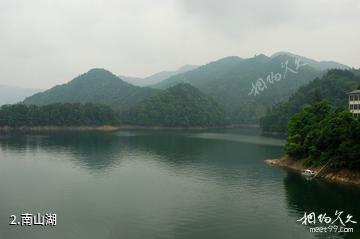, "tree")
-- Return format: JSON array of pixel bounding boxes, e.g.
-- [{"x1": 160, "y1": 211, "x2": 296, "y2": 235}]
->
[{"x1": 285, "y1": 101, "x2": 360, "y2": 169}]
